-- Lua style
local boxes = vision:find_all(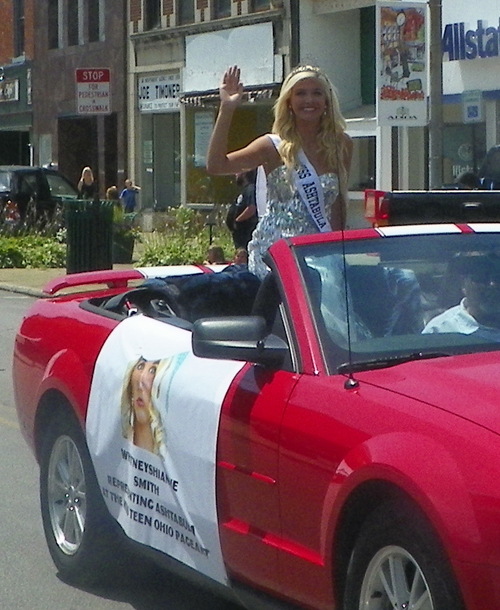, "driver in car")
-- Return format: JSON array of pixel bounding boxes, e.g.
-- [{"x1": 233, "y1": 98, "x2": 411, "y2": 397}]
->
[{"x1": 422, "y1": 253, "x2": 500, "y2": 340}]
